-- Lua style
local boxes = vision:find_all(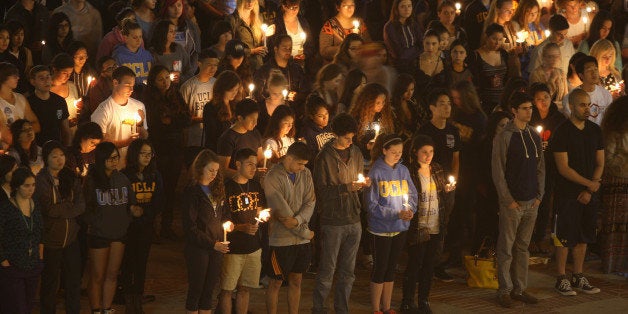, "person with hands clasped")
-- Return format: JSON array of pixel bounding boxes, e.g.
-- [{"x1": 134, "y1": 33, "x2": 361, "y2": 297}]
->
[
  {"x1": 263, "y1": 142, "x2": 315, "y2": 314},
  {"x1": 0, "y1": 167, "x2": 43, "y2": 314},
  {"x1": 551, "y1": 89, "x2": 604, "y2": 296},
  {"x1": 401, "y1": 135, "x2": 456, "y2": 314},
  {"x1": 83, "y1": 142, "x2": 143, "y2": 314},
  {"x1": 365, "y1": 134, "x2": 418, "y2": 314},
  {"x1": 492, "y1": 93, "x2": 545, "y2": 308},
  {"x1": 182, "y1": 149, "x2": 233, "y2": 314}
]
